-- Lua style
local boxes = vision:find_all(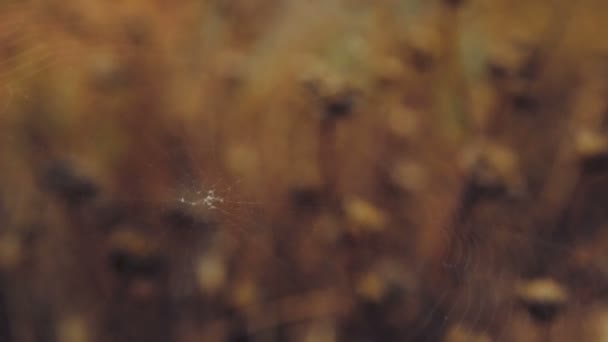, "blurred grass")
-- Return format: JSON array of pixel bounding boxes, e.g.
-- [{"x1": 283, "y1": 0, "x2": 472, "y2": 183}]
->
[{"x1": 2, "y1": 1, "x2": 608, "y2": 341}]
